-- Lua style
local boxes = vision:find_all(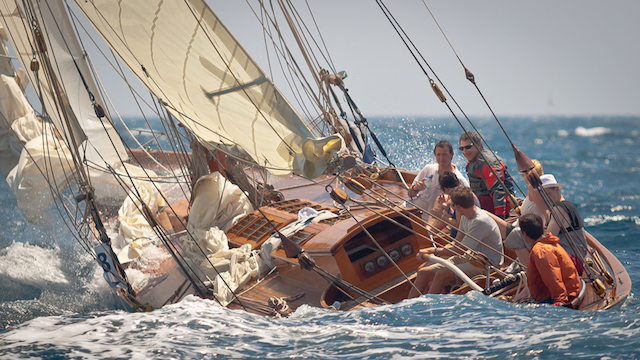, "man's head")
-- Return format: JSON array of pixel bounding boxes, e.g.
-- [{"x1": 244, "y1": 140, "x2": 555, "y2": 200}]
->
[
  {"x1": 459, "y1": 132, "x2": 482, "y2": 162},
  {"x1": 439, "y1": 171, "x2": 460, "y2": 194},
  {"x1": 519, "y1": 213, "x2": 544, "y2": 241},
  {"x1": 449, "y1": 185, "x2": 475, "y2": 209},
  {"x1": 433, "y1": 140, "x2": 454, "y2": 168},
  {"x1": 540, "y1": 174, "x2": 563, "y2": 202}
]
